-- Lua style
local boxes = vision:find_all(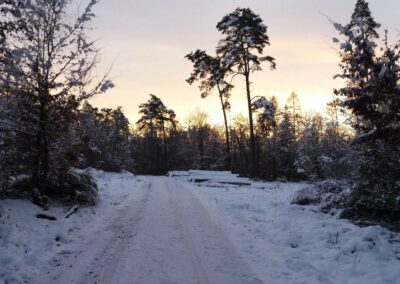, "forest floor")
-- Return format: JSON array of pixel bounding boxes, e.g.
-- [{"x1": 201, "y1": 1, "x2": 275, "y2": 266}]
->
[{"x1": 1, "y1": 170, "x2": 399, "y2": 284}]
